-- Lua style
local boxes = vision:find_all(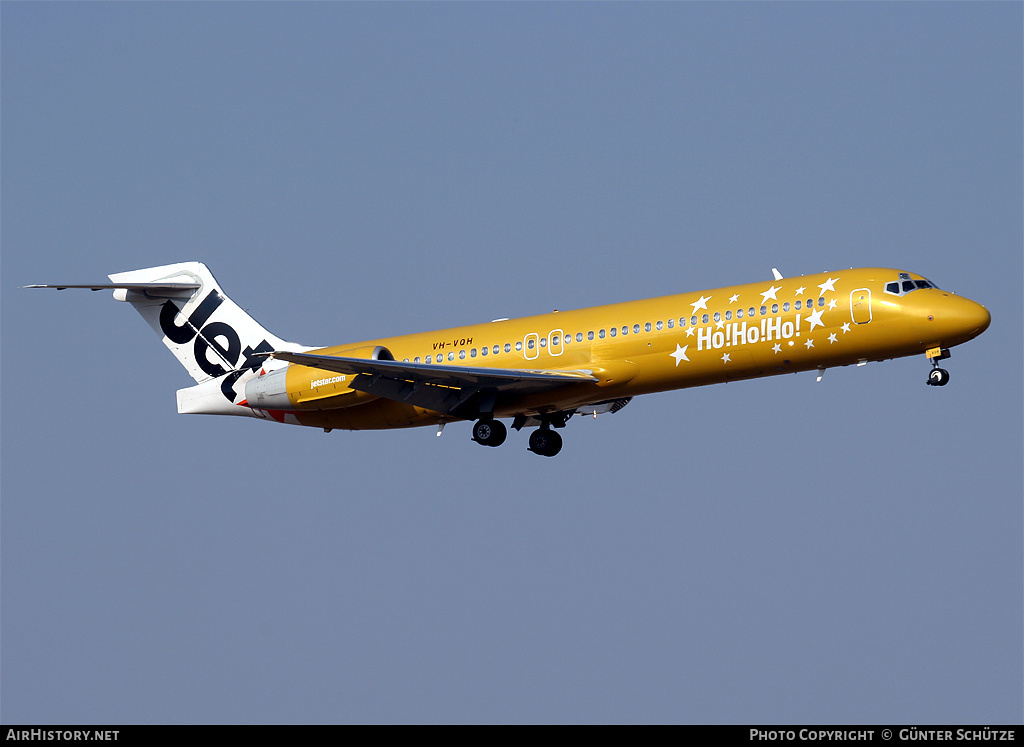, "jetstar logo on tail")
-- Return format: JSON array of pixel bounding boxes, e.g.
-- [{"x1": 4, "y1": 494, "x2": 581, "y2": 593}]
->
[{"x1": 158, "y1": 290, "x2": 273, "y2": 402}]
